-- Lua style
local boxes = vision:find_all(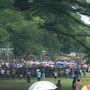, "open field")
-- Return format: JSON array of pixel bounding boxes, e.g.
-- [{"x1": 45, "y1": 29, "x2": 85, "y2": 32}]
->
[{"x1": 0, "y1": 73, "x2": 90, "y2": 90}]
